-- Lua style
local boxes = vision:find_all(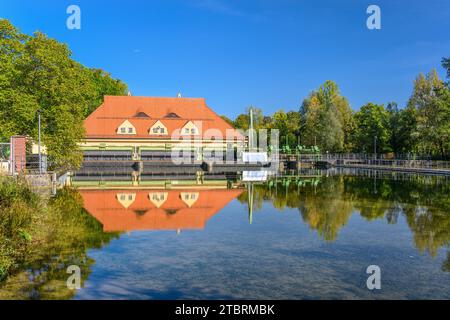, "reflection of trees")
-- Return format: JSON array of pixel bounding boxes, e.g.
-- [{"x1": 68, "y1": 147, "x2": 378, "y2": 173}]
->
[
  {"x1": 239, "y1": 175, "x2": 450, "y2": 254},
  {"x1": 0, "y1": 188, "x2": 119, "y2": 299},
  {"x1": 403, "y1": 204, "x2": 450, "y2": 257},
  {"x1": 298, "y1": 177, "x2": 353, "y2": 241},
  {"x1": 345, "y1": 176, "x2": 450, "y2": 256},
  {"x1": 442, "y1": 253, "x2": 450, "y2": 272},
  {"x1": 239, "y1": 177, "x2": 354, "y2": 241}
]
